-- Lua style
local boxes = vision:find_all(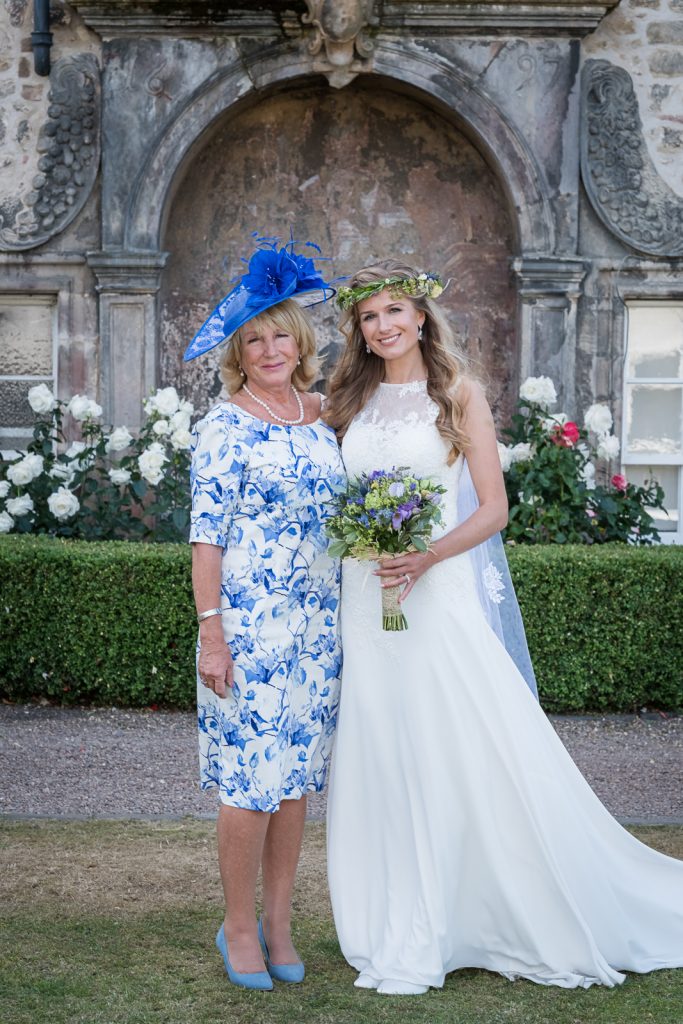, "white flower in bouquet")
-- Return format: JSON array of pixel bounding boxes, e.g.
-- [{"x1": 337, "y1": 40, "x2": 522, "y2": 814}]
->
[
  {"x1": 584, "y1": 403, "x2": 613, "y2": 437},
  {"x1": 0, "y1": 510, "x2": 14, "y2": 533},
  {"x1": 28, "y1": 383, "x2": 57, "y2": 414},
  {"x1": 580, "y1": 462, "x2": 596, "y2": 490},
  {"x1": 7, "y1": 453, "x2": 44, "y2": 486},
  {"x1": 0, "y1": 480, "x2": 9, "y2": 498},
  {"x1": 138, "y1": 442, "x2": 168, "y2": 486},
  {"x1": 179, "y1": 398, "x2": 194, "y2": 416},
  {"x1": 170, "y1": 409, "x2": 192, "y2": 432},
  {"x1": 510, "y1": 442, "x2": 535, "y2": 464},
  {"x1": 6, "y1": 494, "x2": 34, "y2": 517},
  {"x1": 170, "y1": 427, "x2": 192, "y2": 451},
  {"x1": 68, "y1": 394, "x2": 102, "y2": 421},
  {"x1": 109, "y1": 467, "x2": 132, "y2": 486},
  {"x1": 152, "y1": 418, "x2": 171, "y2": 436},
  {"x1": 147, "y1": 386, "x2": 180, "y2": 418},
  {"x1": 597, "y1": 433, "x2": 620, "y2": 460},
  {"x1": 497, "y1": 442, "x2": 513, "y2": 472},
  {"x1": 519, "y1": 376, "x2": 557, "y2": 408},
  {"x1": 106, "y1": 426, "x2": 134, "y2": 453},
  {"x1": 47, "y1": 486, "x2": 80, "y2": 521}
]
